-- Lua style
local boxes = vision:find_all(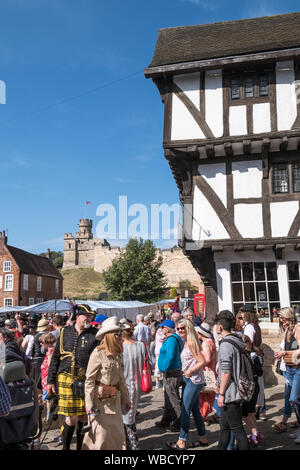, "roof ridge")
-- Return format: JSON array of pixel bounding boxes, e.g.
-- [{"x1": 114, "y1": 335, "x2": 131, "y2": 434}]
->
[{"x1": 157, "y1": 11, "x2": 300, "y2": 32}]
